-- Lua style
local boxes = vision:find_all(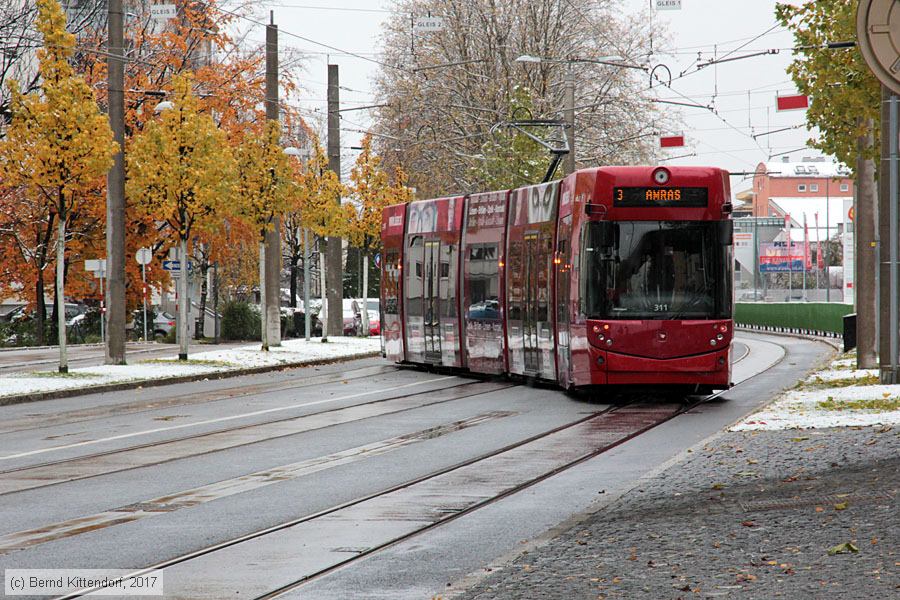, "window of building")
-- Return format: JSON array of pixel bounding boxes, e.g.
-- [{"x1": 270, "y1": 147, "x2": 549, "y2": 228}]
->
[
  {"x1": 798, "y1": 184, "x2": 807, "y2": 192},
  {"x1": 810, "y1": 184, "x2": 819, "y2": 192},
  {"x1": 840, "y1": 183, "x2": 849, "y2": 192}
]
